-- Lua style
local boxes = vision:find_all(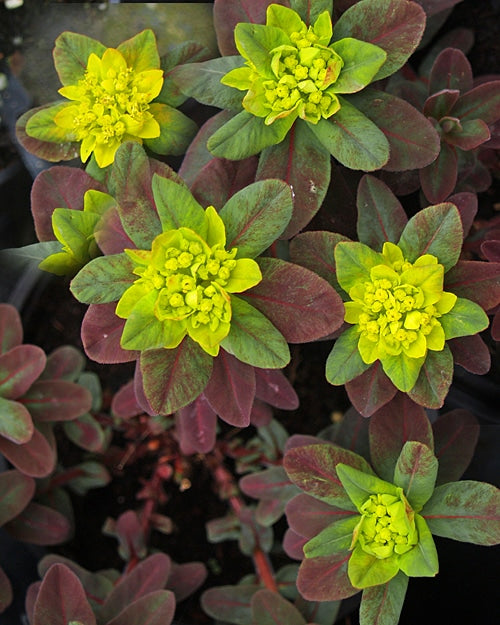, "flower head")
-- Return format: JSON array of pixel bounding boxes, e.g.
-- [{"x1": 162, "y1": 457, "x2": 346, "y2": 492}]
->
[
  {"x1": 116, "y1": 205, "x2": 262, "y2": 356},
  {"x1": 55, "y1": 46, "x2": 163, "y2": 167},
  {"x1": 221, "y1": 4, "x2": 386, "y2": 126}
]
